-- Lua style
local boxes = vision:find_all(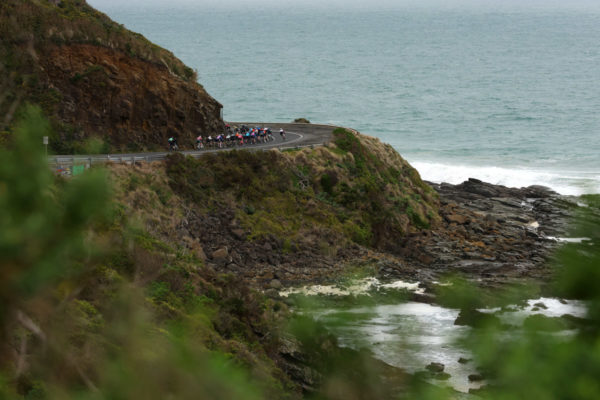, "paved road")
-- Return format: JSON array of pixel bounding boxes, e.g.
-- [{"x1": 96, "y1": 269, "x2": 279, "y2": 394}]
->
[{"x1": 49, "y1": 122, "x2": 337, "y2": 166}]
